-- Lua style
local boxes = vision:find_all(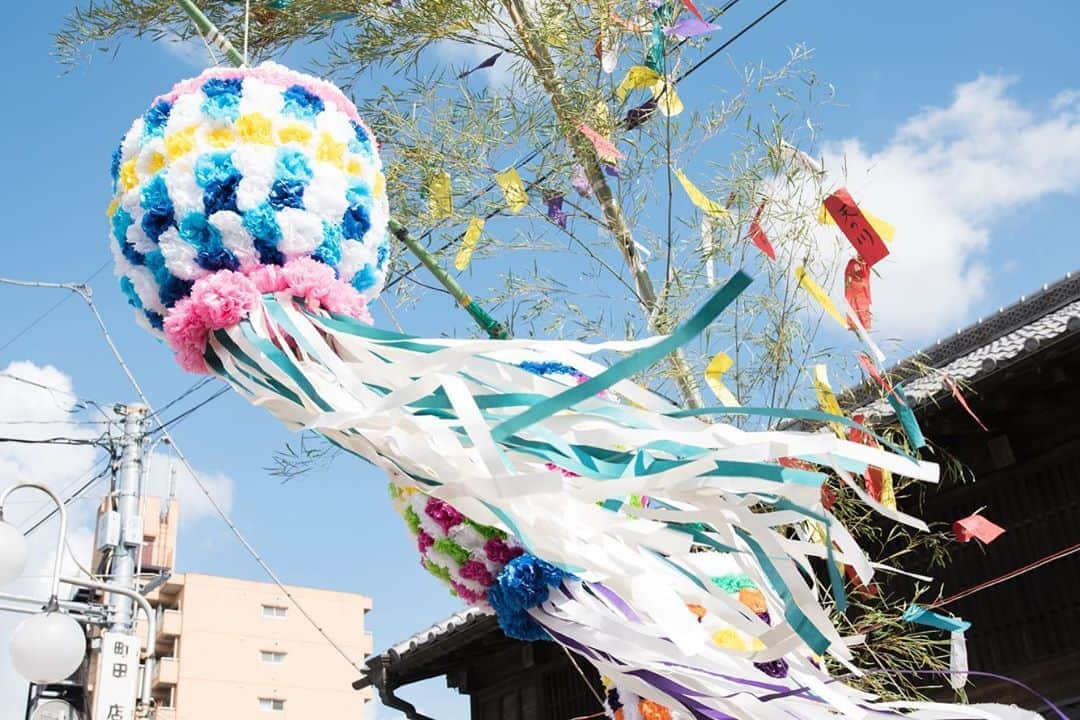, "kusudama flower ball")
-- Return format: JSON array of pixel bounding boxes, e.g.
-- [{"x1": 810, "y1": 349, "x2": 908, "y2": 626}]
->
[{"x1": 107, "y1": 62, "x2": 389, "y2": 372}]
